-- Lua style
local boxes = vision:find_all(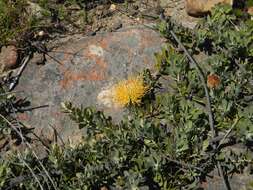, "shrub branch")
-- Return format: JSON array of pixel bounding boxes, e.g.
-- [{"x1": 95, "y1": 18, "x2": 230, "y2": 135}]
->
[{"x1": 169, "y1": 30, "x2": 231, "y2": 190}]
